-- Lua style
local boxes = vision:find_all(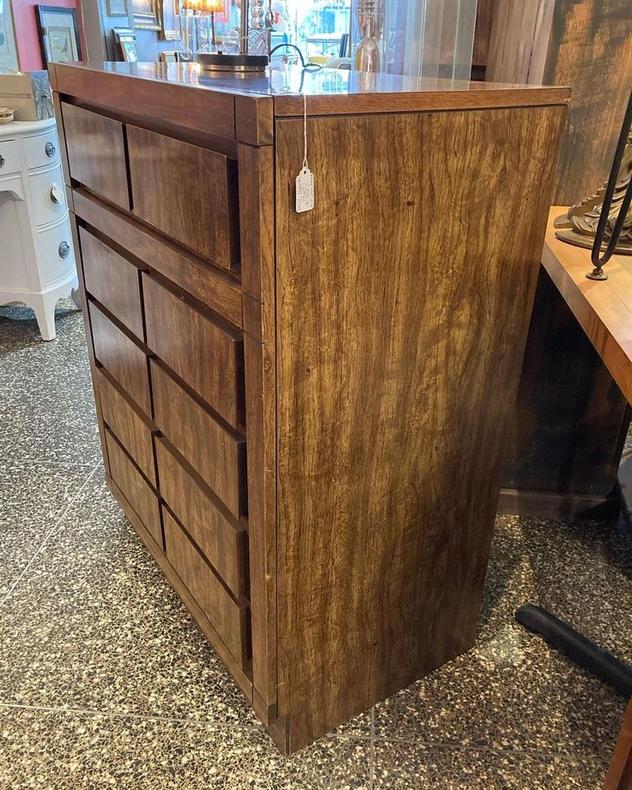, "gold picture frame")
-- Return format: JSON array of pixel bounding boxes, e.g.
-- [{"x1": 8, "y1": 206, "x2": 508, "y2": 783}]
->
[
  {"x1": 131, "y1": 0, "x2": 161, "y2": 30},
  {"x1": 159, "y1": 0, "x2": 181, "y2": 41}
]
